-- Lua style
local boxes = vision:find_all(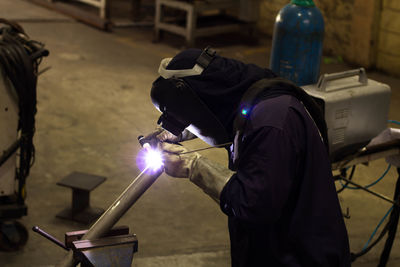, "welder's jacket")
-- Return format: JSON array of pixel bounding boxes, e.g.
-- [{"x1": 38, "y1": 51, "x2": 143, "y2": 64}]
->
[{"x1": 220, "y1": 95, "x2": 351, "y2": 267}]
